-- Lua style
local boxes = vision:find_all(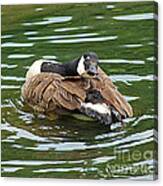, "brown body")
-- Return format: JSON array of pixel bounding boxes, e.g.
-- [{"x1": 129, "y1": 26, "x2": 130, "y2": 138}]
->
[{"x1": 21, "y1": 67, "x2": 133, "y2": 118}]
